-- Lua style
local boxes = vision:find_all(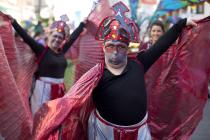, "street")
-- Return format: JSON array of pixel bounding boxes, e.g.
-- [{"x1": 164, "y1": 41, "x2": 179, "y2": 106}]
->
[{"x1": 191, "y1": 99, "x2": 210, "y2": 140}]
